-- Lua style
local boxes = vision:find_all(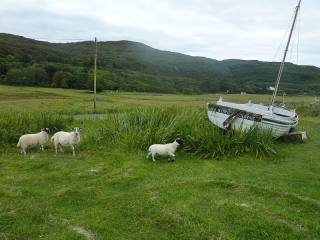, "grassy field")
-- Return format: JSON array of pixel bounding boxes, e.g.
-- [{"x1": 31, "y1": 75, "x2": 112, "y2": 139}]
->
[{"x1": 0, "y1": 85, "x2": 319, "y2": 240}]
